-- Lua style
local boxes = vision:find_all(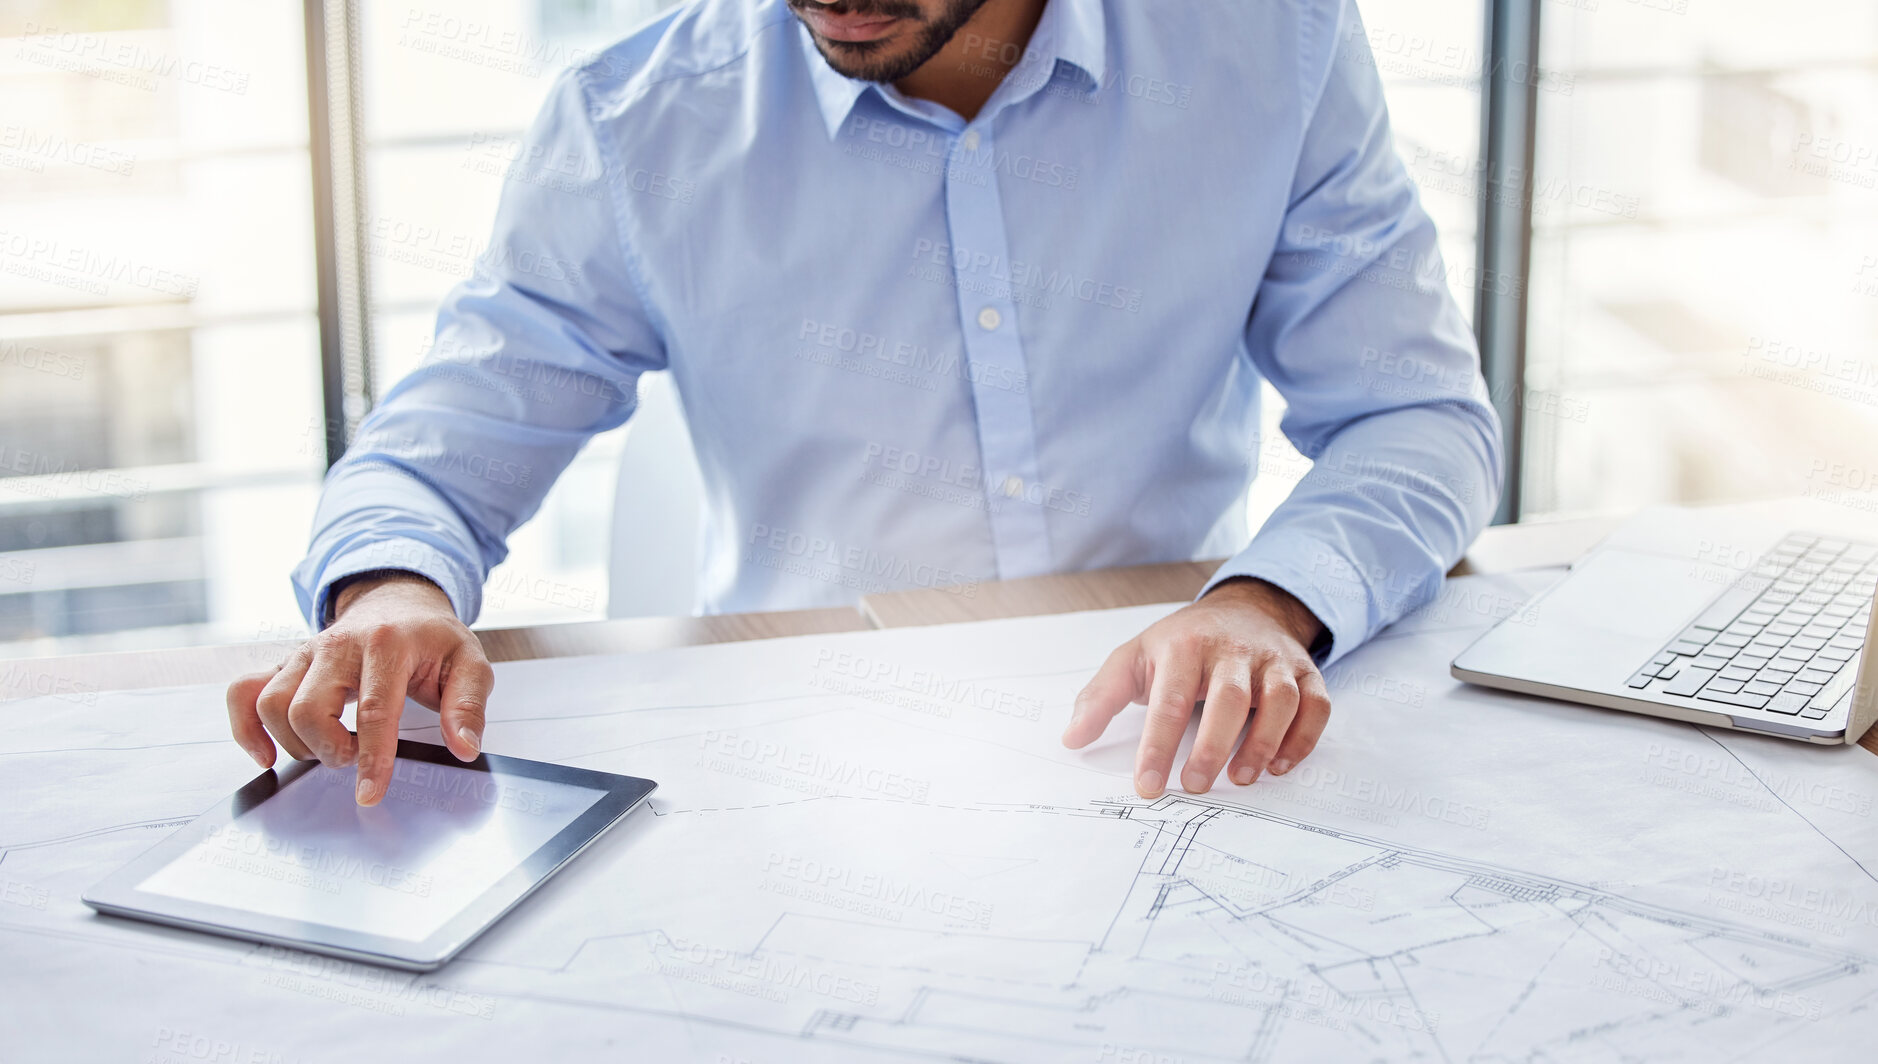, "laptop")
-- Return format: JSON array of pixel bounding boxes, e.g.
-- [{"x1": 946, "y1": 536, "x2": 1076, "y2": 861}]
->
[{"x1": 1452, "y1": 507, "x2": 1878, "y2": 744}]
